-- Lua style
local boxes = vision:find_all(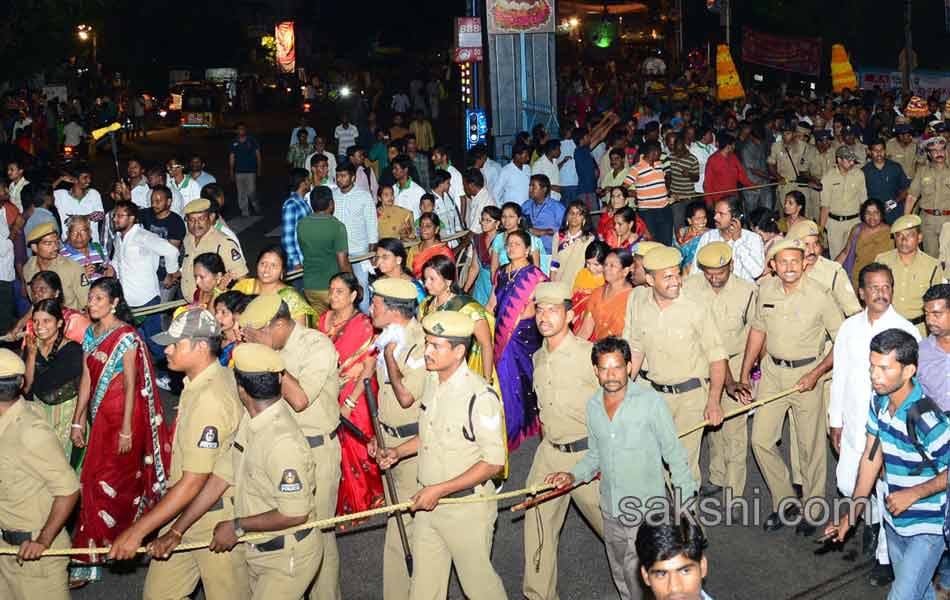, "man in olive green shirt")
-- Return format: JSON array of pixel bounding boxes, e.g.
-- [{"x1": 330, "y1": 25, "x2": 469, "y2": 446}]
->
[{"x1": 297, "y1": 186, "x2": 351, "y2": 315}]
